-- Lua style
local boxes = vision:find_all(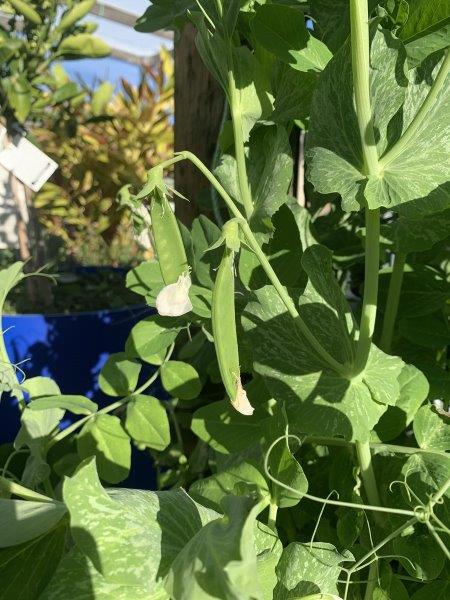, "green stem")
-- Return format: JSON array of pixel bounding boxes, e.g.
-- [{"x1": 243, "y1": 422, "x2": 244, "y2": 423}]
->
[
  {"x1": 0, "y1": 476, "x2": 54, "y2": 503},
  {"x1": 350, "y1": 1, "x2": 381, "y2": 375},
  {"x1": 173, "y1": 151, "x2": 348, "y2": 375},
  {"x1": 380, "y1": 50, "x2": 450, "y2": 168},
  {"x1": 348, "y1": 517, "x2": 417, "y2": 574},
  {"x1": 379, "y1": 252, "x2": 406, "y2": 353},
  {"x1": 429, "y1": 475, "x2": 450, "y2": 508},
  {"x1": 355, "y1": 208, "x2": 380, "y2": 374},
  {"x1": 228, "y1": 66, "x2": 254, "y2": 219},
  {"x1": 427, "y1": 523, "x2": 450, "y2": 561},
  {"x1": 349, "y1": 0, "x2": 379, "y2": 176},
  {"x1": 267, "y1": 499, "x2": 278, "y2": 530},
  {"x1": 356, "y1": 441, "x2": 381, "y2": 508}
]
